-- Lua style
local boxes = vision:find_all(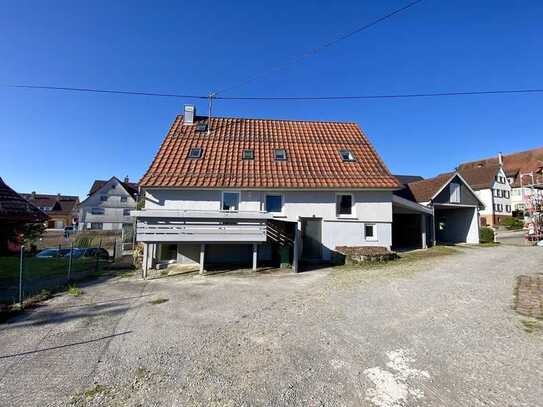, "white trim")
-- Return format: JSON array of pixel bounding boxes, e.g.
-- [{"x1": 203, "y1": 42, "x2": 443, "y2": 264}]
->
[
  {"x1": 363, "y1": 223, "x2": 377, "y2": 241},
  {"x1": 335, "y1": 192, "x2": 355, "y2": 218},
  {"x1": 141, "y1": 186, "x2": 400, "y2": 192},
  {"x1": 220, "y1": 191, "x2": 241, "y2": 211}
]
